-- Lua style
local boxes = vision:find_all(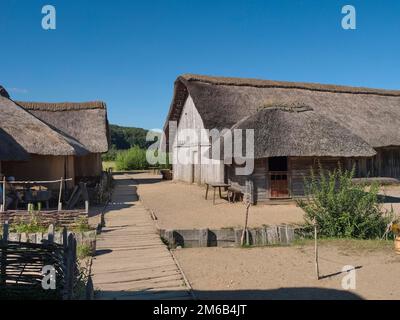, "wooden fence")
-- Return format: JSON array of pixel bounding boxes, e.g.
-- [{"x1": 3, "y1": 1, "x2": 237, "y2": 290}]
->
[
  {"x1": 161, "y1": 225, "x2": 299, "y2": 248},
  {"x1": 1, "y1": 177, "x2": 73, "y2": 213},
  {"x1": 0, "y1": 222, "x2": 79, "y2": 300},
  {"x1": 0, "y1": 210, "x2": 88, "y2": 228}
]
